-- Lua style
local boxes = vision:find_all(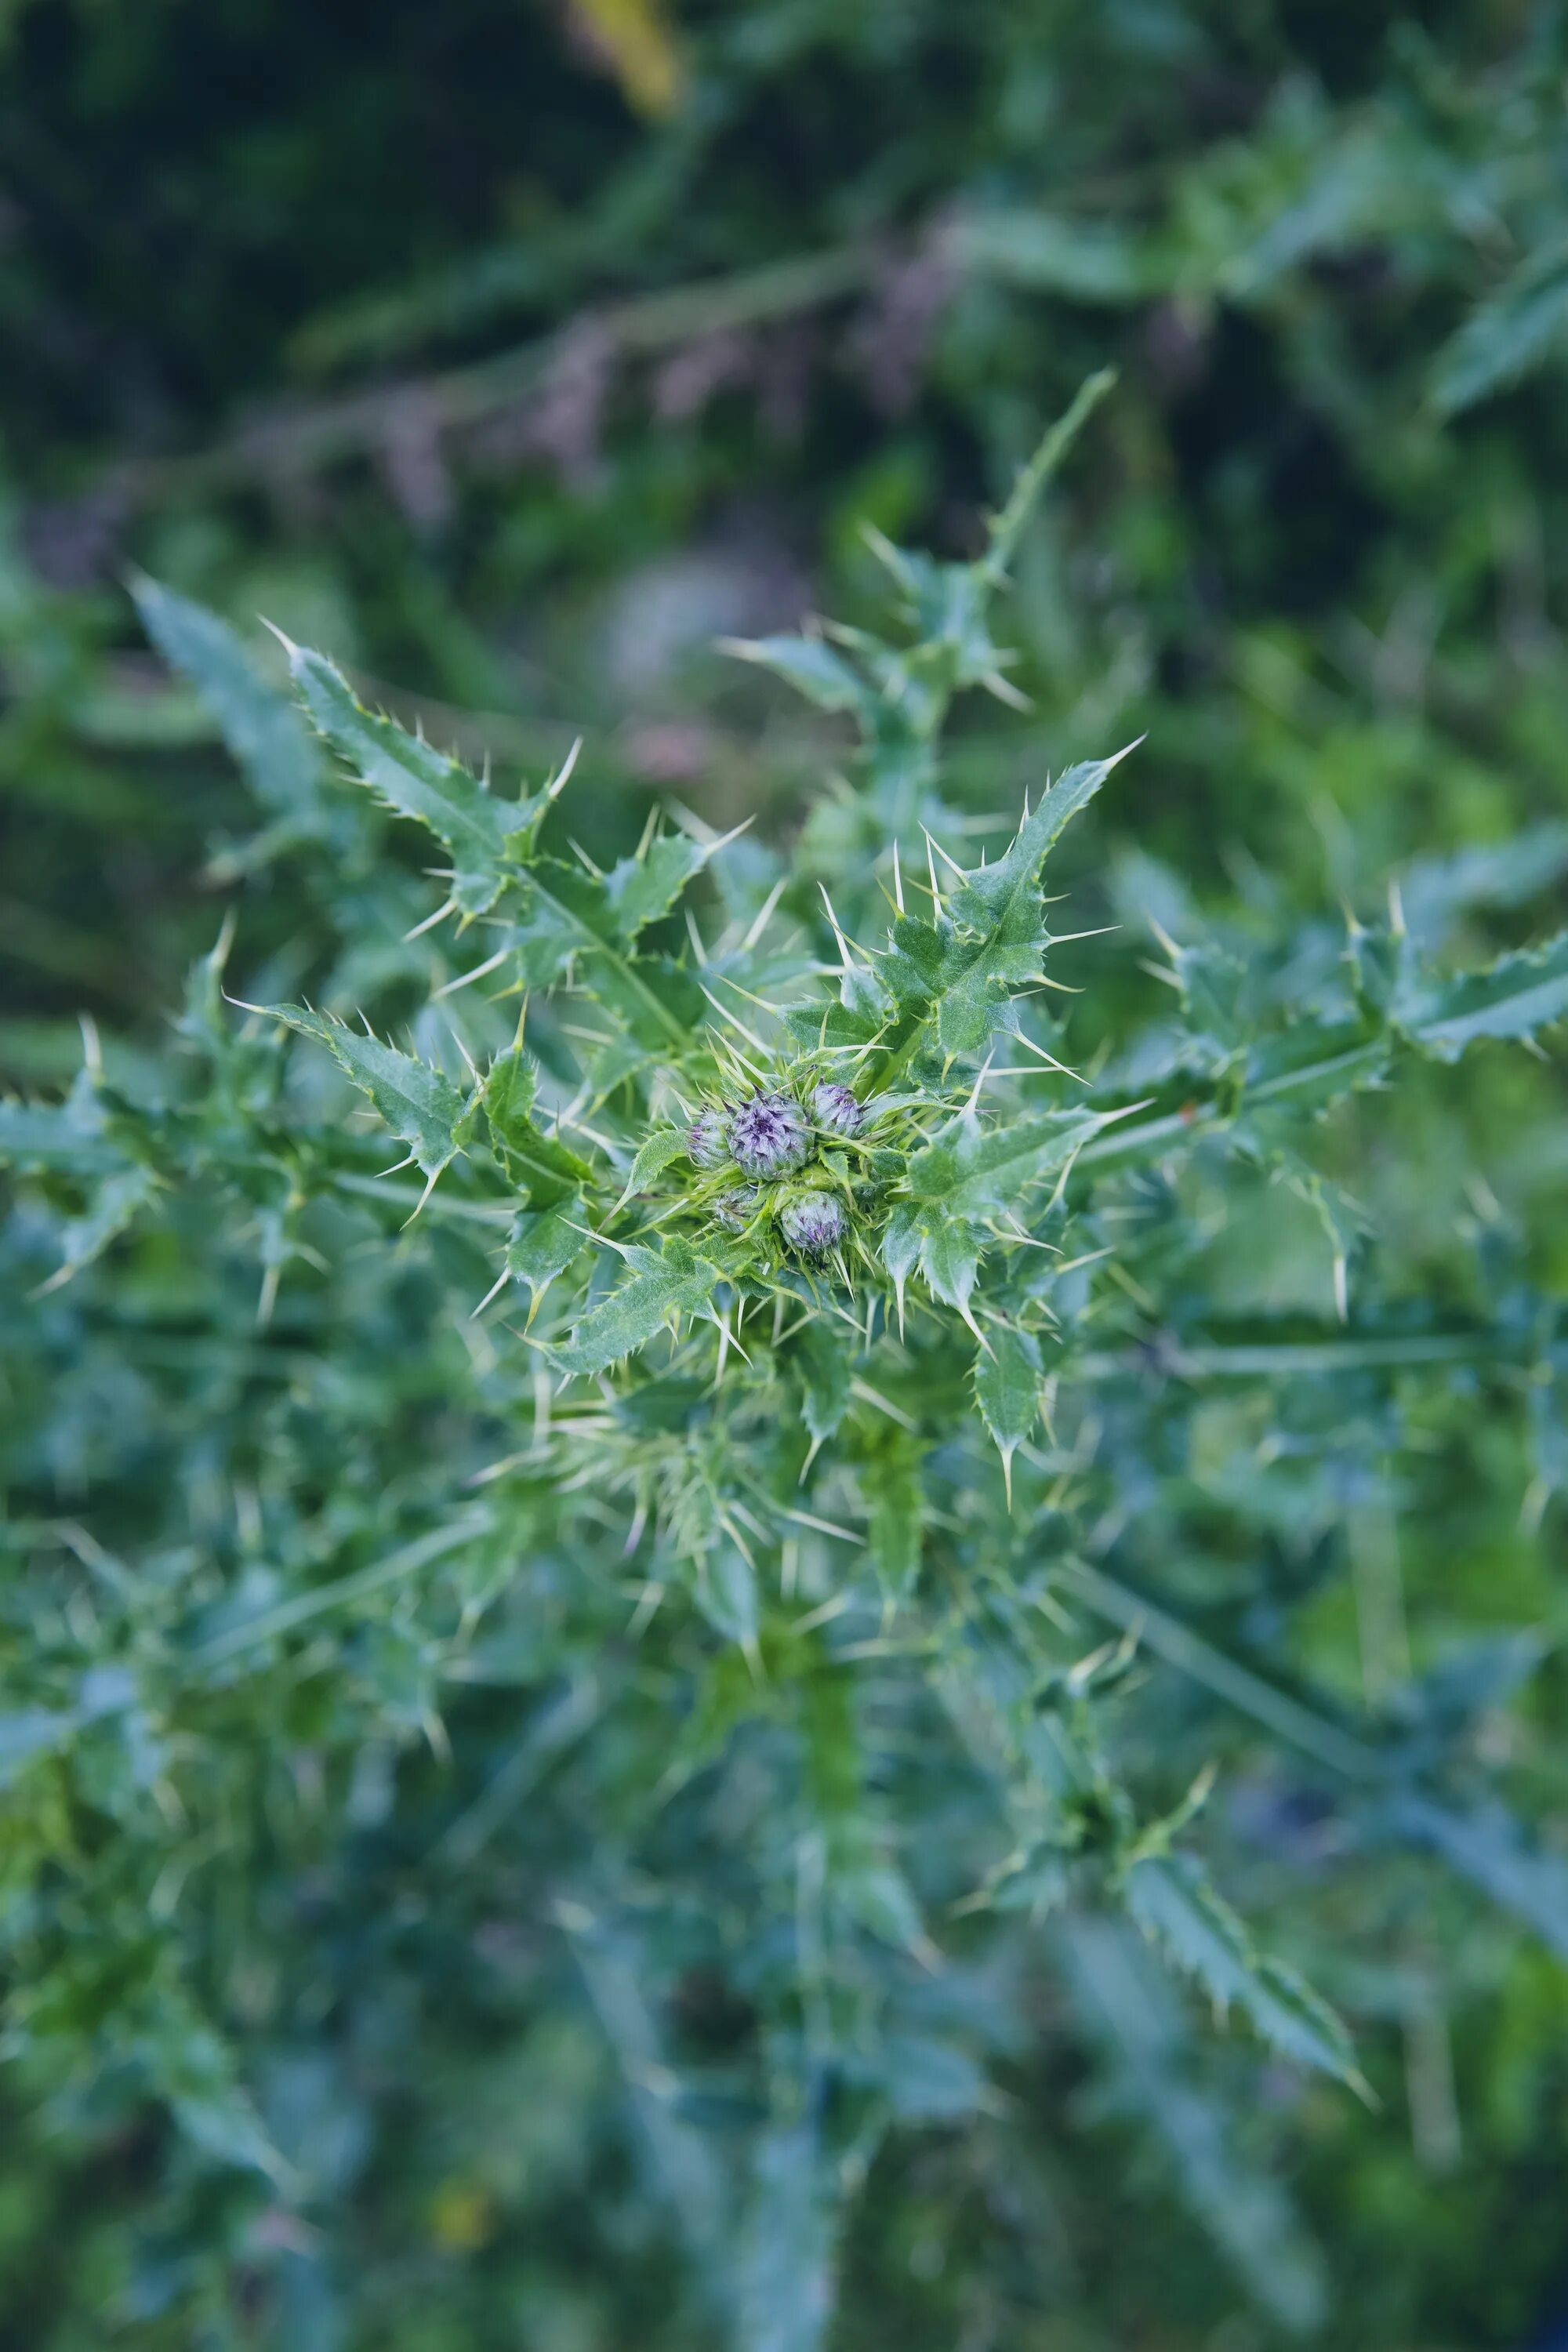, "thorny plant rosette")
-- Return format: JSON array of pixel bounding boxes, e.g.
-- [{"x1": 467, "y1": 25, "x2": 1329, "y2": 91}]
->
[{"x1": 5, "y1": 379, "x2": 1568, "y2": 2352}]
